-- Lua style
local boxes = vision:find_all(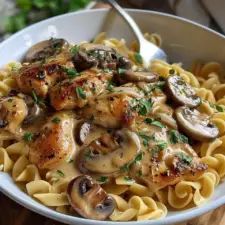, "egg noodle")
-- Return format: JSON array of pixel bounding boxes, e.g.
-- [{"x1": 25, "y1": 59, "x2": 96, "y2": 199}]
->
[{"x1": 0, "y1": 32, "x2": 225, "y2": 221}]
